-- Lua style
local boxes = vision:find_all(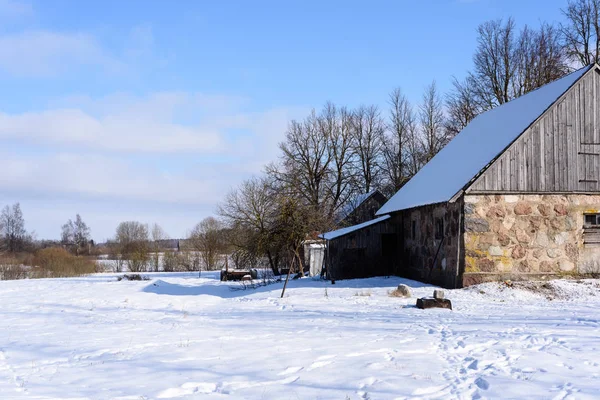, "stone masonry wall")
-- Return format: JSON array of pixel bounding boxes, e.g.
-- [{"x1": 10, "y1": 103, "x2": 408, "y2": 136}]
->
[
  {"x1": 463, "y1": 194, "x2": 600, "y2": 286},
  {"x1": 401, "y1": 201, "x2": 462, "y2": 288}
]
